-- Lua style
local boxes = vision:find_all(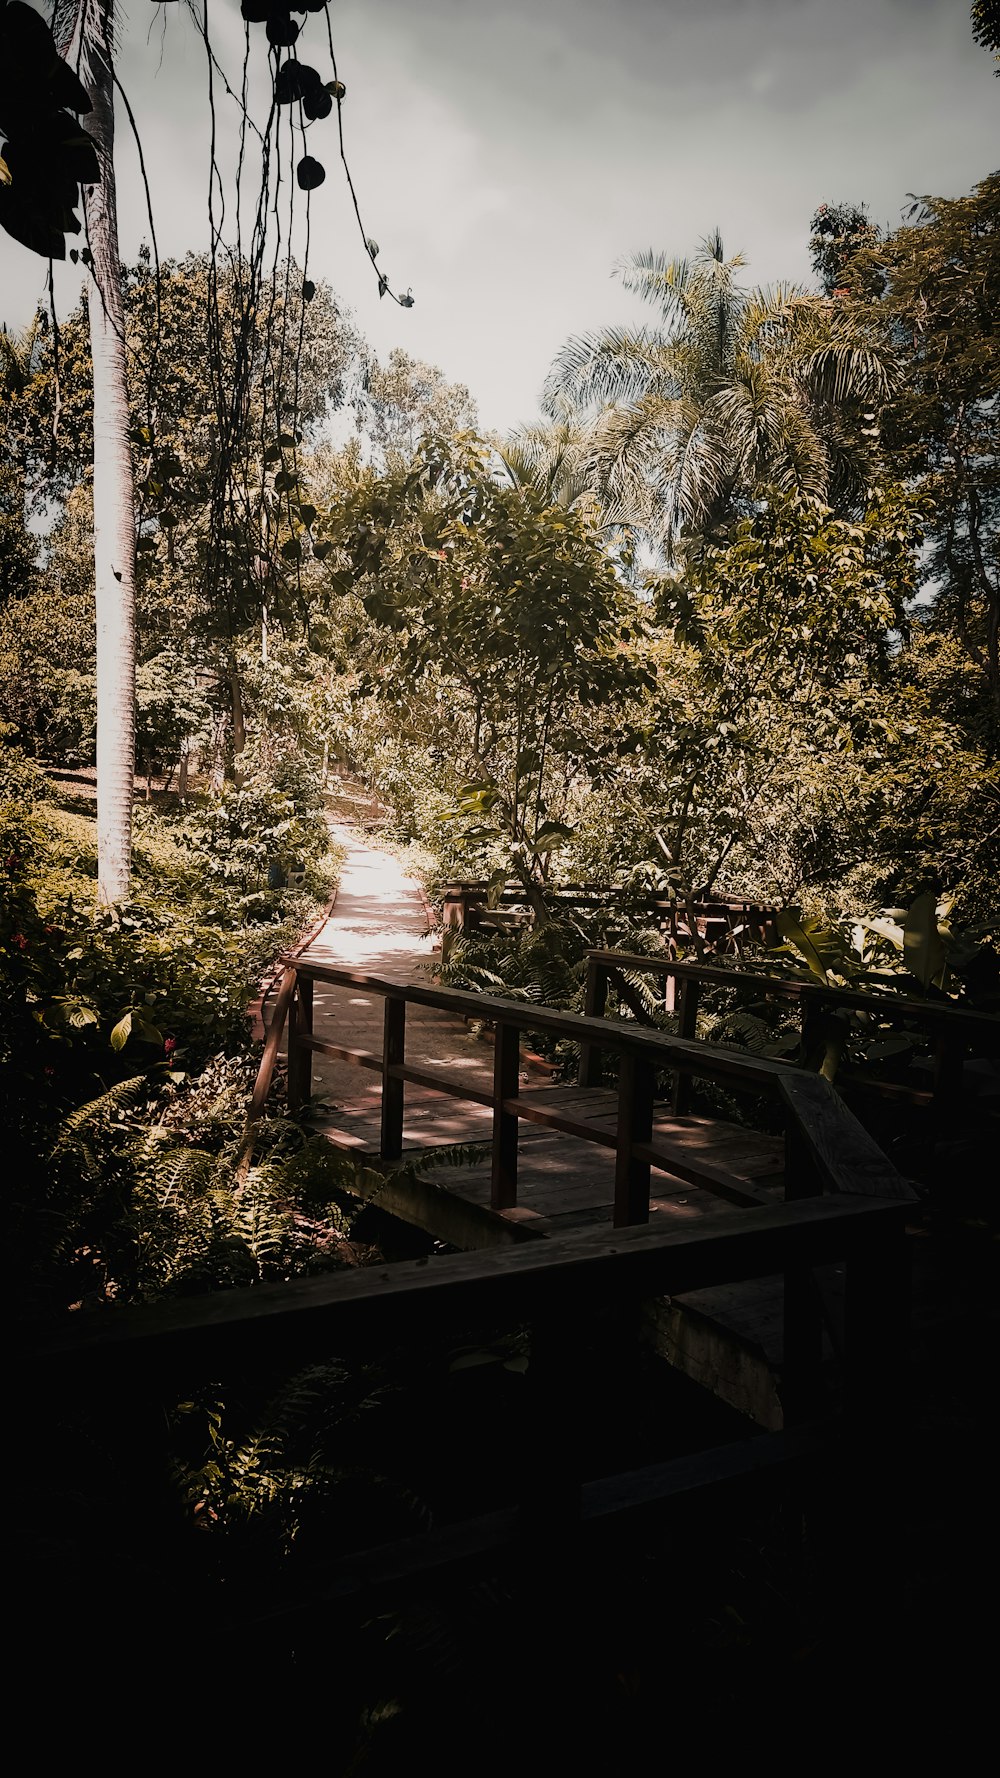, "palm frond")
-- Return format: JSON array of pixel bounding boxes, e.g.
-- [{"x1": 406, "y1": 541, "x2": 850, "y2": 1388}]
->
[
  {"x1": 615, "y1": 250, "x2": 702, "y2": 326},
  {"x1": 542, "y1": 326, "x2": 670, "y2": 414},
  {"x1": 698, "y1": 228, "x2": 745, "y2": 274},
  {"x1": 801, "y1": 343, "x2": 894, "y2": 408},
  {"x1": 738, "y1": 284, "x2": 804, "y2": 352}
]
